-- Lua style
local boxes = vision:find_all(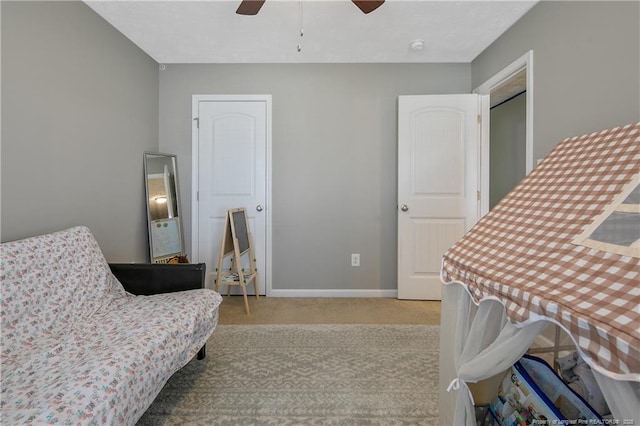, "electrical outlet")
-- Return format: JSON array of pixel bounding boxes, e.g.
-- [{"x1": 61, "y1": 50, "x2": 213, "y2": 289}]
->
[{"x1": 351, "y1": 253, "x2": 360, "y2": 267}]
